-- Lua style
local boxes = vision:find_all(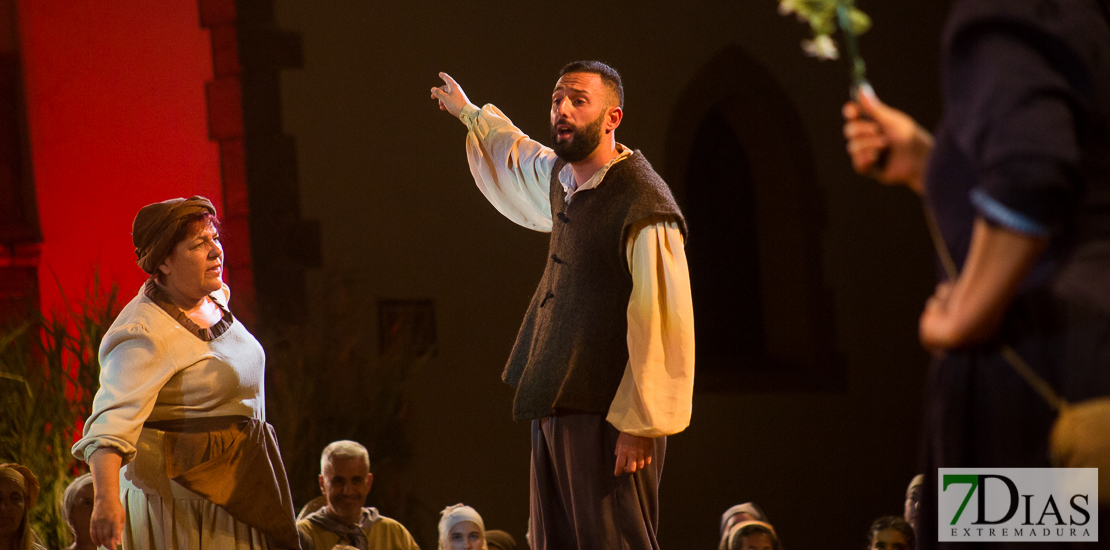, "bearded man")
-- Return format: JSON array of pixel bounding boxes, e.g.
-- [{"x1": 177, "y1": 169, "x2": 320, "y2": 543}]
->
[{"x1": 431, "y1": 61, "x2": 695, "y2": 550}]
